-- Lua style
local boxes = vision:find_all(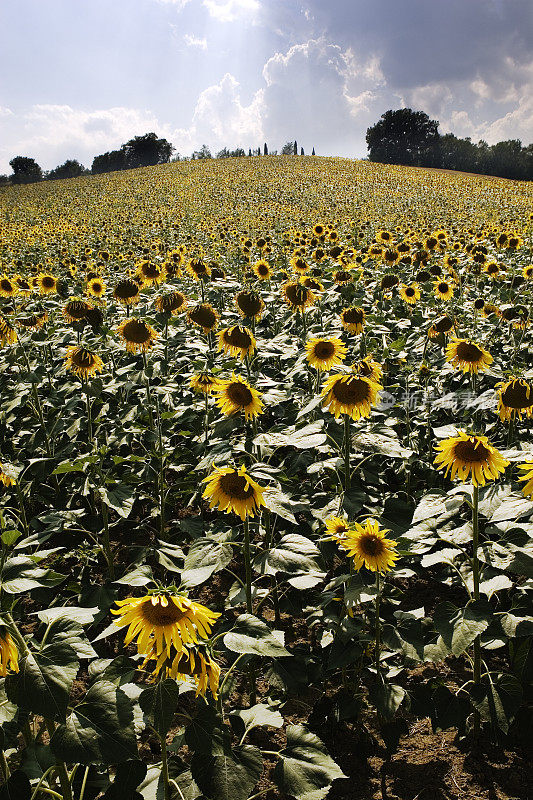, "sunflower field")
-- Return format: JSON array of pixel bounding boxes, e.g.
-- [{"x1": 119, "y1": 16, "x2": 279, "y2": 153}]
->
[{"x1": 0, "y1": 156, "x2": 532, "y2": 800}]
